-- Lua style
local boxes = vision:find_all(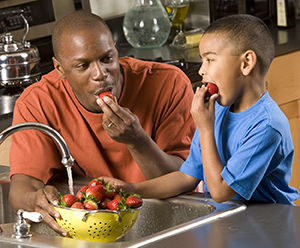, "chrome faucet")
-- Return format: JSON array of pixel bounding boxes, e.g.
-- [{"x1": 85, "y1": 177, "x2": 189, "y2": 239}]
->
[{"x1": 0, "y1": 122, "x2": 74, "y2": 167}]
